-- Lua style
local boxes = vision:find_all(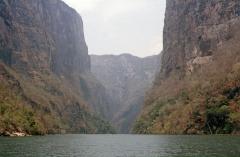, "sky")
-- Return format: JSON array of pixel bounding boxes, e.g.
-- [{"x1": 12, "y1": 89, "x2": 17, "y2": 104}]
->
[{"x1": 62, "y1": 0, "x2": 166, "y2": 57}]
